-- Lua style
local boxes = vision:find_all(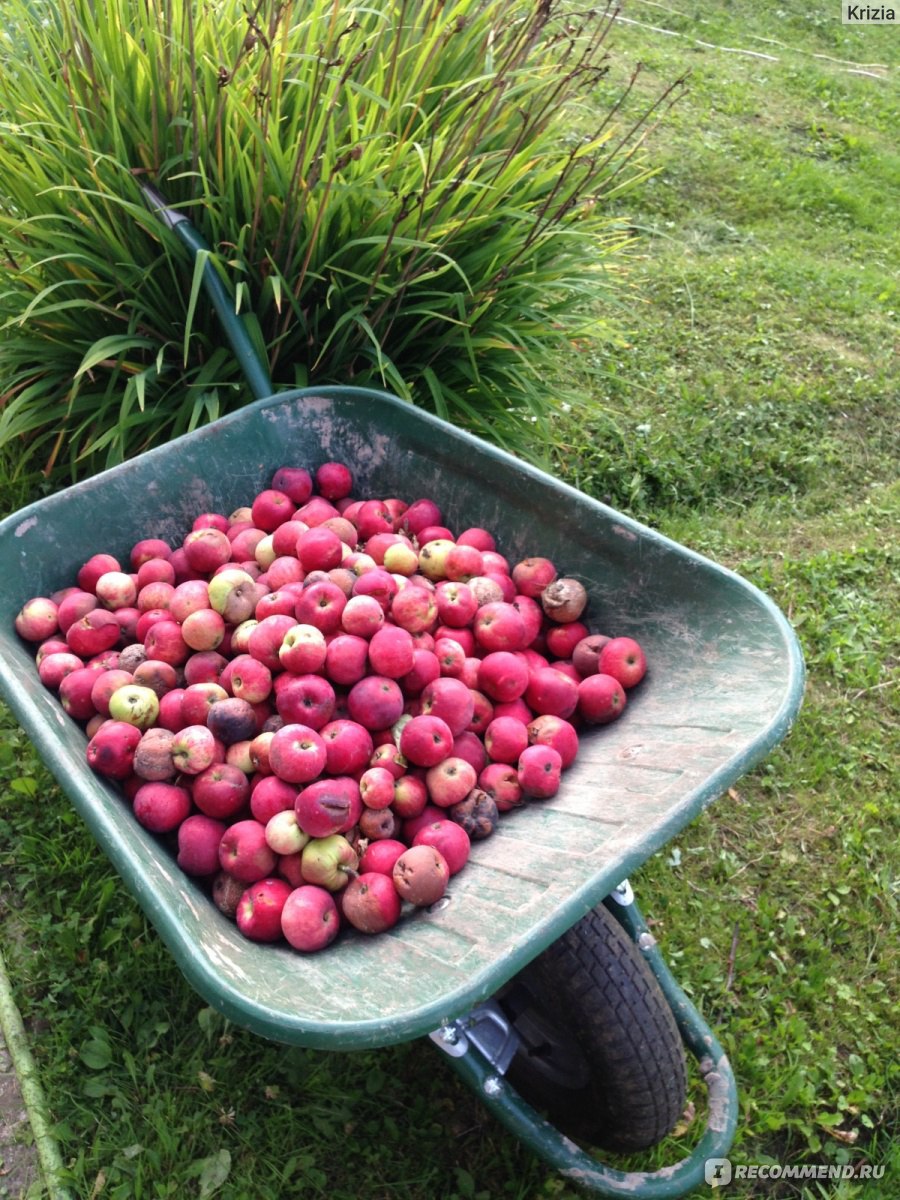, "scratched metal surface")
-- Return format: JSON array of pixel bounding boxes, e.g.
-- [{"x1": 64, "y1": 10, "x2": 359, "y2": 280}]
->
[{"x1": 0, "y1": 388, "x2": 805, "y2": 1049}]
